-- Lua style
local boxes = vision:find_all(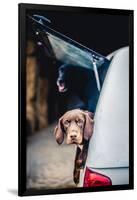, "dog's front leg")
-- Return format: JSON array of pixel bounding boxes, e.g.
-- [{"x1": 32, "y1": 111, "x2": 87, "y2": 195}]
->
[
  {"x1": 73, "y1": 146, "x2": 81, "y2": 185},
  {"x1": 76, "y1": 141, "x2": 89, "y2": 169}
]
